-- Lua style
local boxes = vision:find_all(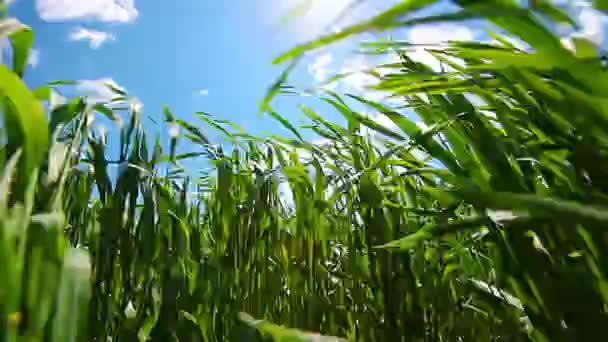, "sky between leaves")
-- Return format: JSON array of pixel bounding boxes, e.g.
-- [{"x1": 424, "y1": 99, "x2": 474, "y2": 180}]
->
[{"x1": 1, "y1": 0, "x2": 607, "y2": 148}]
